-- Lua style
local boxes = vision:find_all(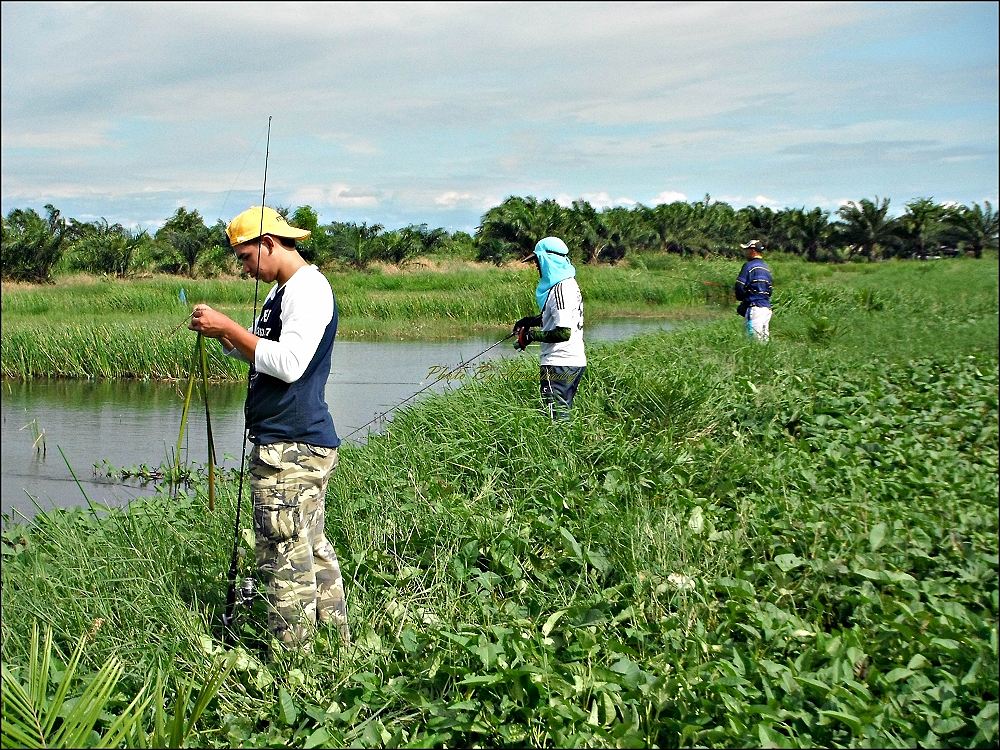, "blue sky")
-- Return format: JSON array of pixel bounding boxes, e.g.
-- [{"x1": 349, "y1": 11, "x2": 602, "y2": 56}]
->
[{"x1": 2, "y1": 1, "x2": 997, "y2": 234}]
